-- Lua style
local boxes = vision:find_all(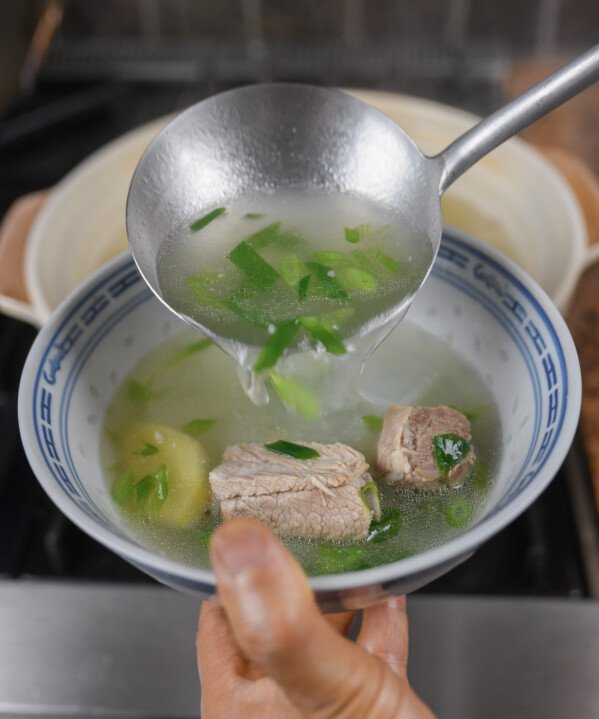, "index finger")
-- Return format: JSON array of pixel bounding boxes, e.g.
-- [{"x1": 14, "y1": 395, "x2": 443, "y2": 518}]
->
[{"x1": 356, "y1": 596, "x2": 409, "y2": 677}]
